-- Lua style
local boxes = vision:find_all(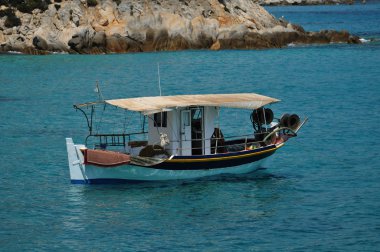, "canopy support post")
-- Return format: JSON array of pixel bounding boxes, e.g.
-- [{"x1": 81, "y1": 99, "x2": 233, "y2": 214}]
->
[{"x1": 74, "y1": 104, "x2": 93, "y2": 135}]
